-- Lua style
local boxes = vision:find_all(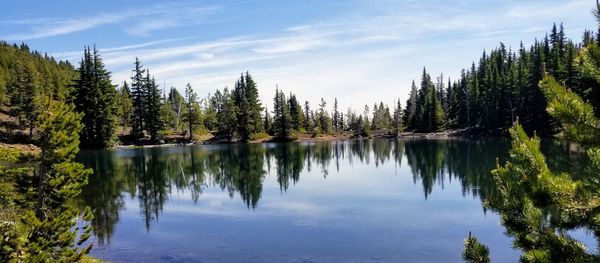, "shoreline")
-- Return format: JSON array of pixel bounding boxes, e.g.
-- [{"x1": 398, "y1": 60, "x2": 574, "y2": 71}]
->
[
  {"x1": 1, "y1": 128, "x2": 508, "y2": 152},
  {"x1": 109, "y1": 128, "x2": 498, "y2": 150}
]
